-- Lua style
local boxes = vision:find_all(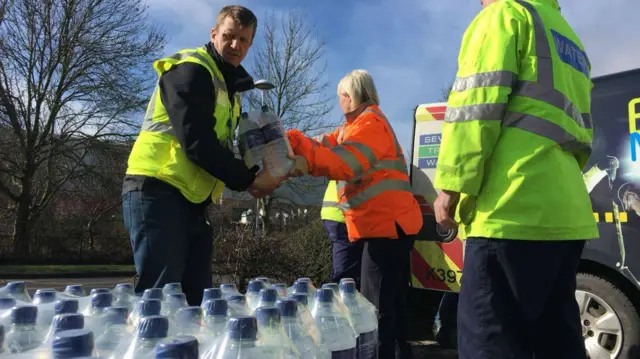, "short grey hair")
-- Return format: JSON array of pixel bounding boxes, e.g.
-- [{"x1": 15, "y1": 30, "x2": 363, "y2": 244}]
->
[{"x1": 337, "y1": 69, "x2": 380, "y2": 106}]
